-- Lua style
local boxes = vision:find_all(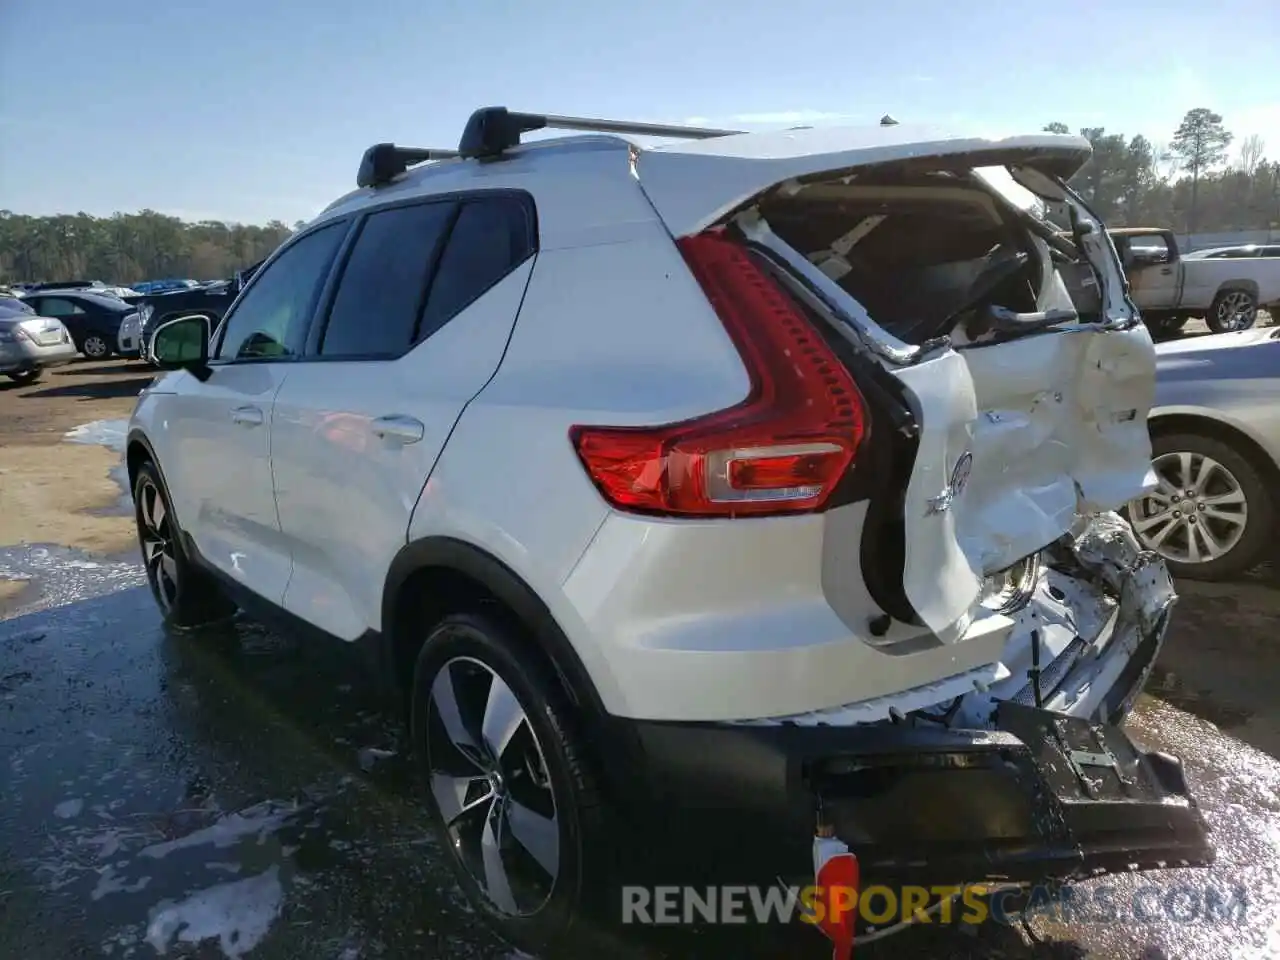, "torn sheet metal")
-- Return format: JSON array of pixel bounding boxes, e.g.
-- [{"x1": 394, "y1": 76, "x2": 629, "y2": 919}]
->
[{"x1": 739, "y1": 511, "x2": 1175, "y2": 731}]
